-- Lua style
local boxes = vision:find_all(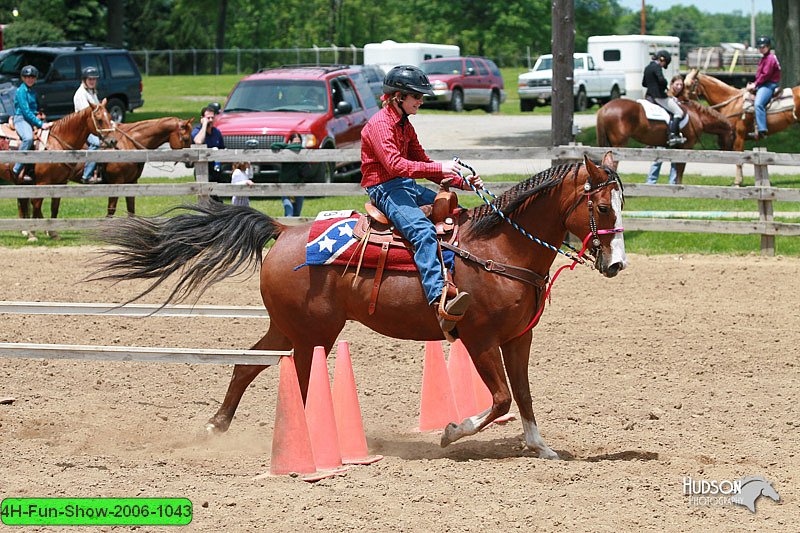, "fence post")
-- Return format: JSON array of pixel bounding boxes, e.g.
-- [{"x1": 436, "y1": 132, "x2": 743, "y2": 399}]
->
[
  {"x1": 192, "y1": 145, "x2": 210, "y2": 204},
  {"x1": 168, "y1": 49, "x2": 173, "y2": 76},
  {"x1": 236, "y1": 48, "x2": 241, "y2": 74},
  {"x1": 753, "y1": 147, "x2": 774, "y2": 256},
  {"x1": 144, "y1": 50, "x2": 149, "y2": 76}
]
